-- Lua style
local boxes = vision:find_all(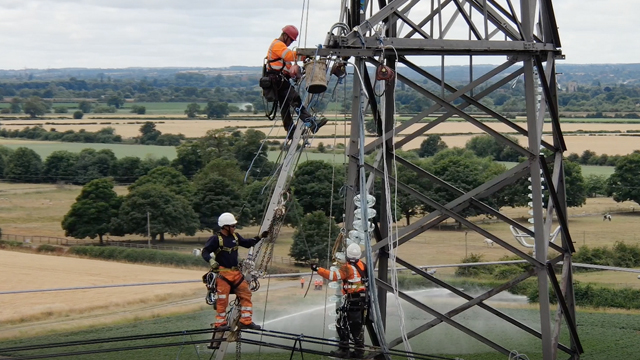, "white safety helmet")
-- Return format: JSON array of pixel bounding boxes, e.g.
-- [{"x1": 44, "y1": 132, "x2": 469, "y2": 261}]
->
[
  {"x1": 346, "y1": 243, "x2": 362, "y2": 261},
  {"x1": 218, "y1": 212, "x2": 238, "y2": 228}
]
